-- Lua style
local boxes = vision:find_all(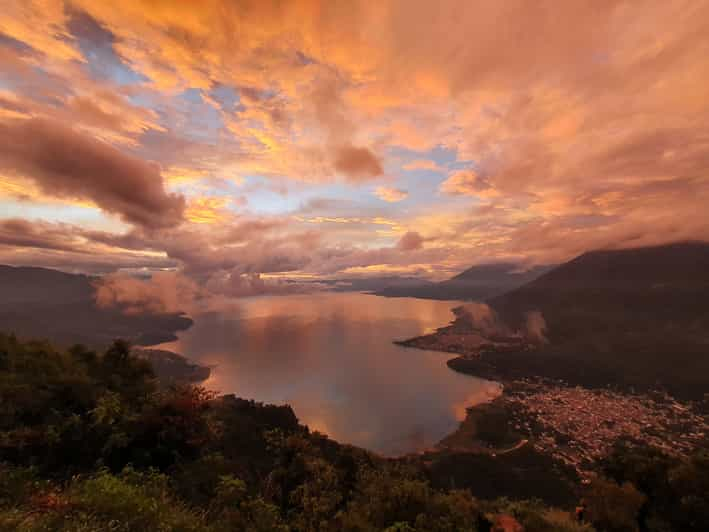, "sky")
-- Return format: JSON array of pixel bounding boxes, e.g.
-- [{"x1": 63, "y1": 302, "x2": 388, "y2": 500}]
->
[{"x1": 1, "y1": 1, "x2": 708, "y2": 294}]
